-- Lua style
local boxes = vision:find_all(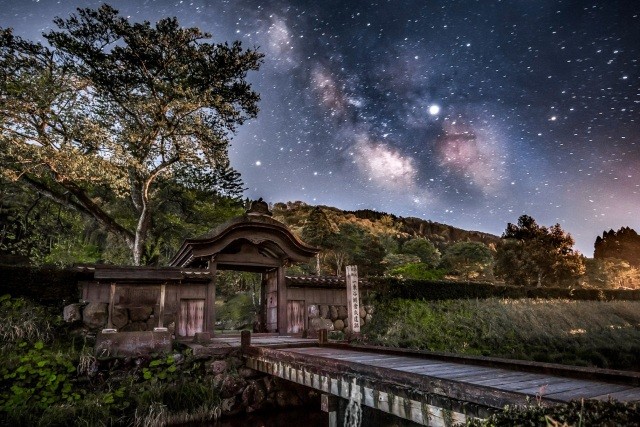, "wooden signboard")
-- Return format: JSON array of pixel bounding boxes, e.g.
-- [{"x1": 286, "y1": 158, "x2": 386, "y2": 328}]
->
[{"x1": 345, "y1": 265, "x2": 361, "y2": 333}]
